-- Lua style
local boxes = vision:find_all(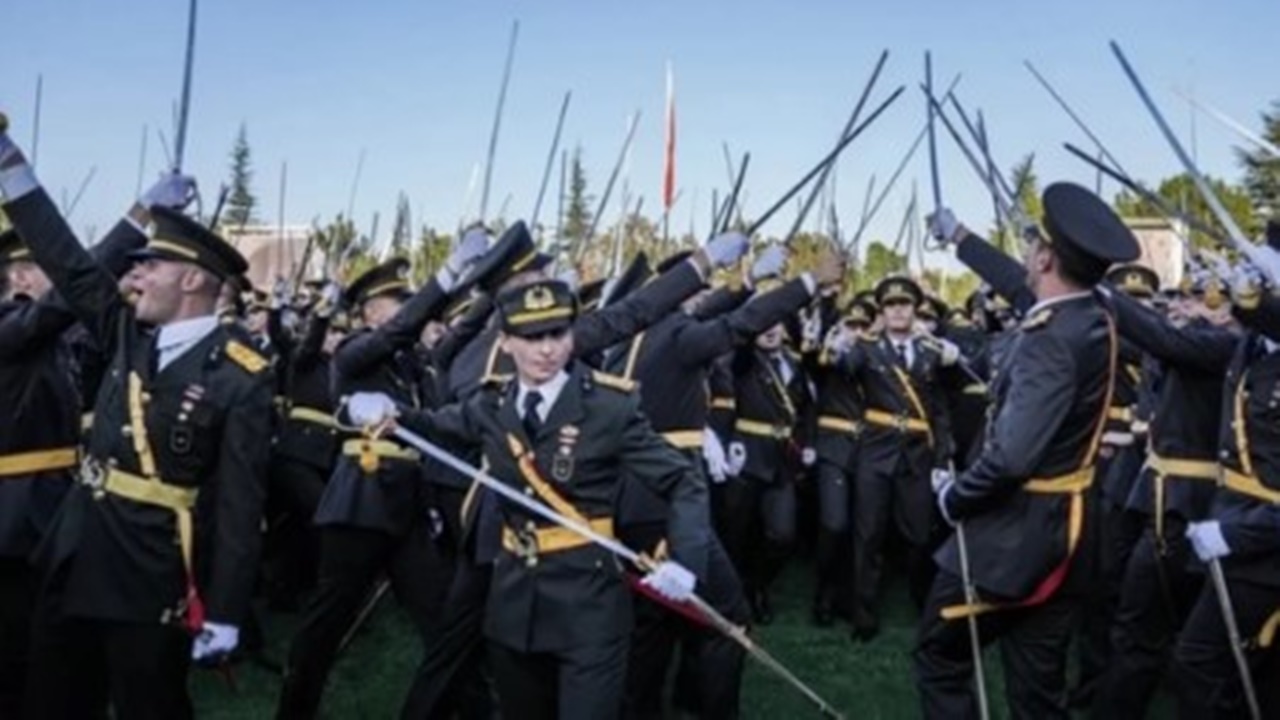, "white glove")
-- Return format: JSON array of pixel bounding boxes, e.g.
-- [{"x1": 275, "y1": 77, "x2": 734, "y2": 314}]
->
[
  {"x1": 931, "y1": 467, "x2": 953, "y2": 494},
  {"x1": 936, "y1": 480, "x2": 957, "y2": 527},
  {"x1": 1230, "y1": 262, "x2": 1266, "y2": 300},
  {"x1": 801, "y1": 447, "x2": 817, "y2": 467},
  {"x1": 1186, "y1": 520, "x2": 1231, "y2": 561},
  {"x1": 271, "y1": 277, "x2": 290, "y2": 311},
  {"x1": 800, "y1": 308, "x2": 822, "y2": 349},
  {"x1": 823, "y1": 324, "x2": 853, "y2": 359},
  {"x1": 701, "y1": 428, "x2": 730, "y2": 484},
  {"x1": 935, "y1": 337, "x2": 960, "y2": 366},
  {"x1": 750, "y1": 244, "x2": 788, "y2": 281},
  {"x1": 726, "y1": 441, "x2": 747, "y2": 477},
  {"x1": 140, "y1": 172, "x2": 197, "y2": 211},
  {"x1": 0, "y1": 128, "x2": 38, "y2": 201},
  {"x1": 317, "y1": 280, "x2": 342, "y2": 316},
  {"x1": 445, "y1": 227, "x2": 492, "y2": 276},
  {"x1": 704, "y1": 232, "x2": 749, "y2": 269},
  {"x1": 556, "y1": 267, "x2": 581, "y2": 293},
  {"x1": 191, "y1": 622, "x2": 239, "y2": 663},
  {"x1": 927, "y1": 207, "x2": 961, "y2": 245},
  {"x1": 346, "y1": 392, "x2": 398, "y2": 426},
  {"x1": 640, "y1": 560, "x2": 697, "y2": 602}
]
